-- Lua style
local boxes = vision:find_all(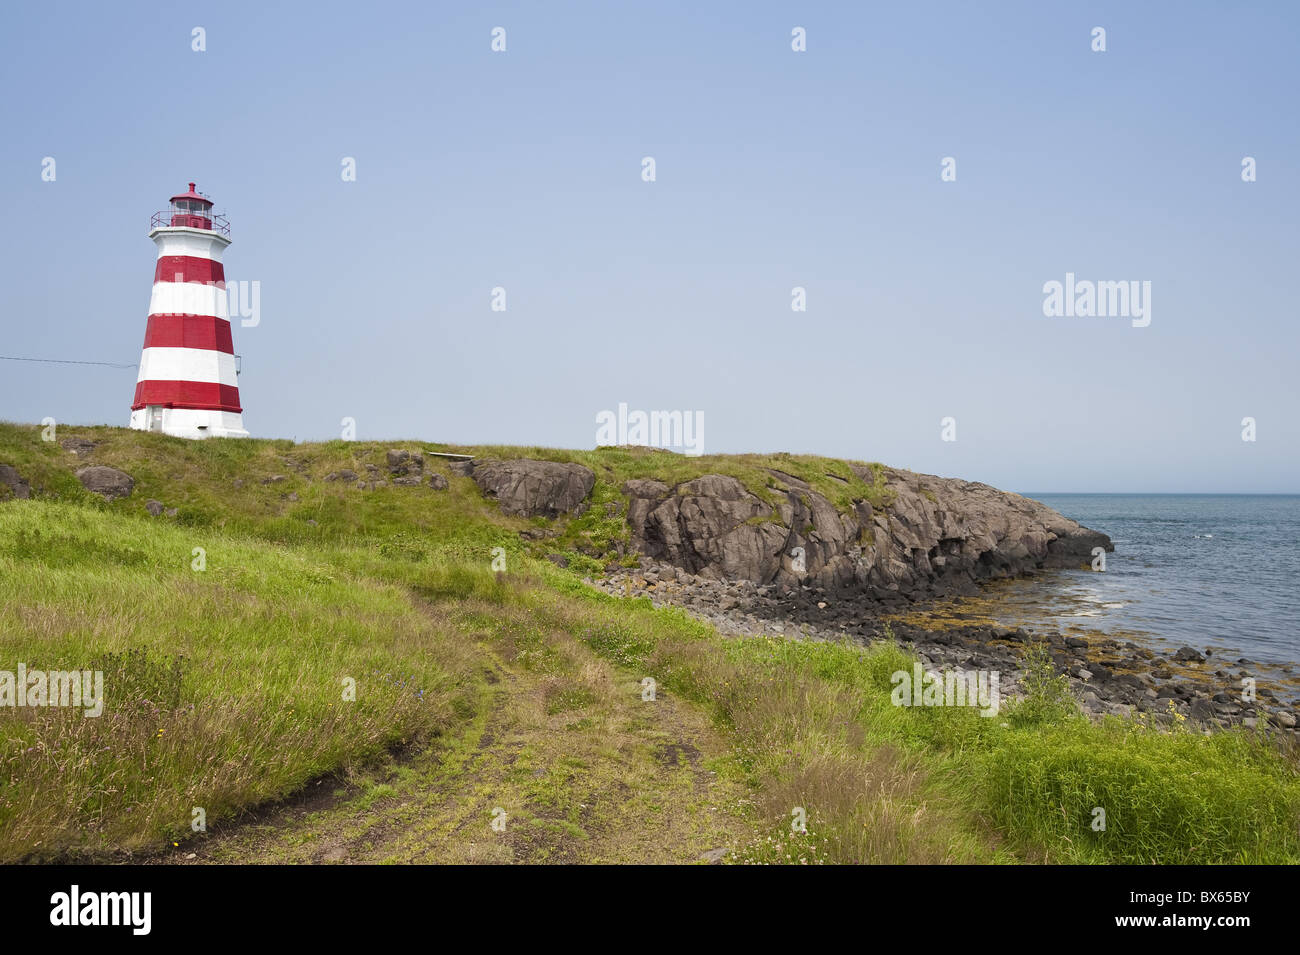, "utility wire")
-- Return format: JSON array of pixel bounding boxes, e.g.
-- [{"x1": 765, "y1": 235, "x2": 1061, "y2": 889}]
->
[{"x1": 0, "y1": 355, "x2": 138, "y2": 369}]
